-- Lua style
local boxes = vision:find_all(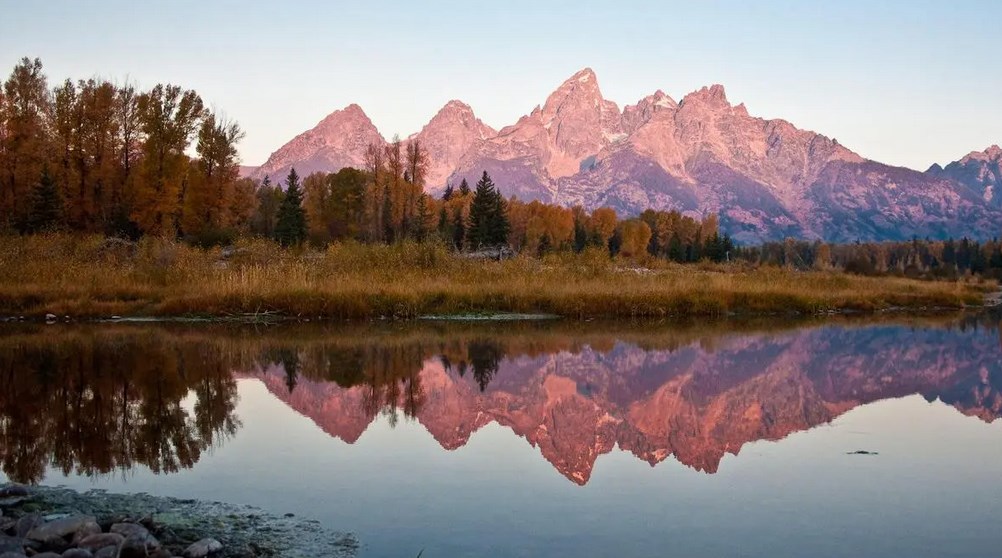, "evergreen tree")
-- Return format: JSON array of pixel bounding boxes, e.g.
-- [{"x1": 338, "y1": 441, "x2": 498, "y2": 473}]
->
[
  {"x1": 413, "y1": 193, "x2": 431, "y2": 241},
  {"x1": 437, "y1": 205, "x2": 449, "y2": 237},
  {"x1": 274, "y1": 168, "x2": 307, "y2": 247},
  {"x1": 452, "y1": 208, "x2": 466, "y2": 250},
  {"x1": 458, "y1": 178, "x2": 471, "y2": 196},
  {"x1": 442, "y1": 183, "x2": 454, "y2": 201},
  {"x1": 467, "y1": 171, "x2": 509, "y2": 248},
  {"x1": 26, "y1": 168, "x2": 62, "y2": 233}
]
